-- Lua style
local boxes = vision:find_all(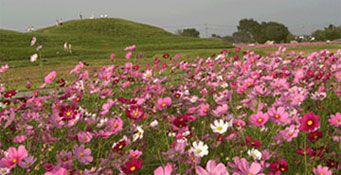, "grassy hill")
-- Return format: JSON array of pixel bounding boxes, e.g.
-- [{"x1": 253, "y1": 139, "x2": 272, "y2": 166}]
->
[{"x1": 0, "y1": 18, "x2": 230, "y2": 64}]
